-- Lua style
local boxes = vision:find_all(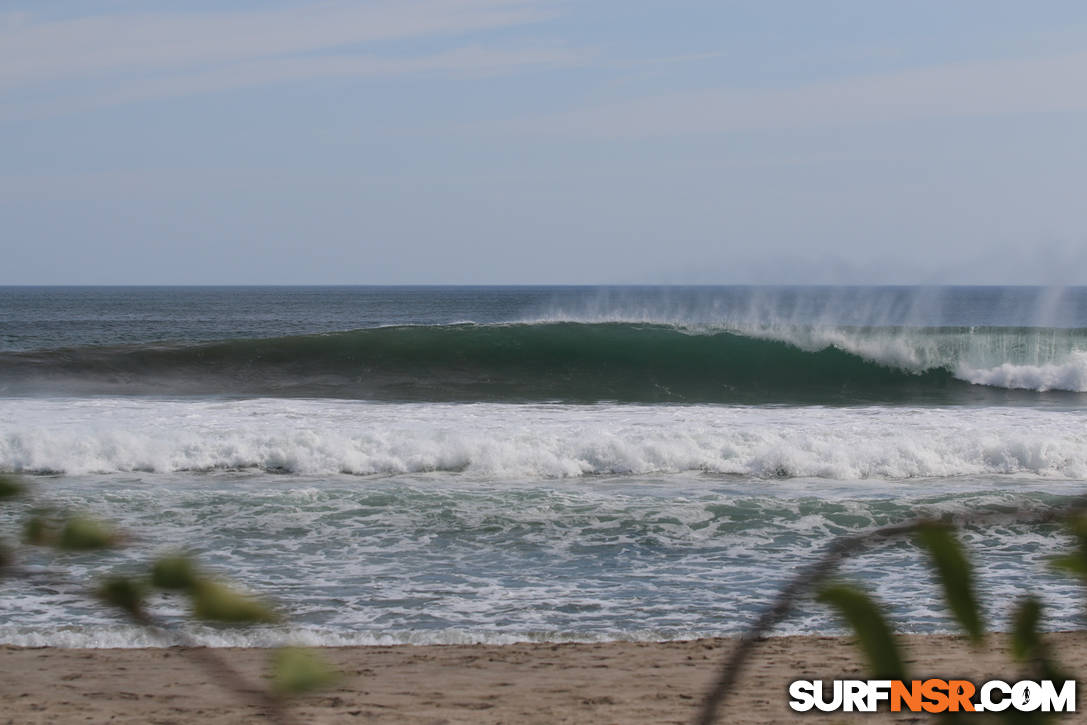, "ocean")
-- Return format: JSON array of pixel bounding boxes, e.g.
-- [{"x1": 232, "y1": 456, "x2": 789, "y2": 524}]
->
[{"x1": 1, "y1": 285, "x2": 1086, "y2": 647}]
